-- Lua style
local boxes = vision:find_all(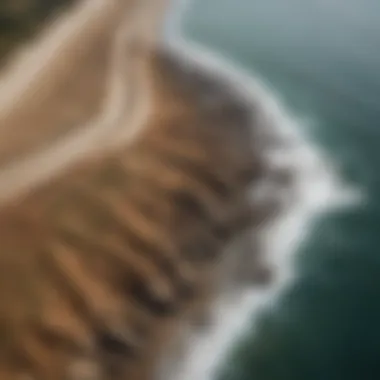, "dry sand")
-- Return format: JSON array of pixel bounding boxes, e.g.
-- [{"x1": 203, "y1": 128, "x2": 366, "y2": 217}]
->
[{"x1": 0, "y1": 0, "x2": 154, "y2": 204}]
